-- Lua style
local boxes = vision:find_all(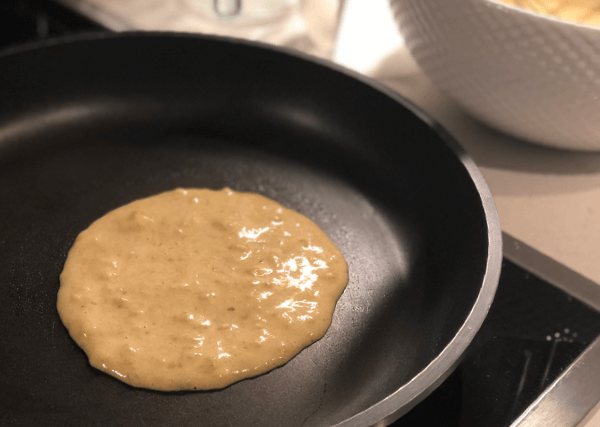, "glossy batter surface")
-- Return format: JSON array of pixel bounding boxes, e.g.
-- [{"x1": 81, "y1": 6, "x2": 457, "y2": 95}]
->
[
  {"x1": 498, "y1": 0, "x2": 600, "y2": 25},
  {"x1": 57, "y1": 188, "x2": 348, "y2": 391}
]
